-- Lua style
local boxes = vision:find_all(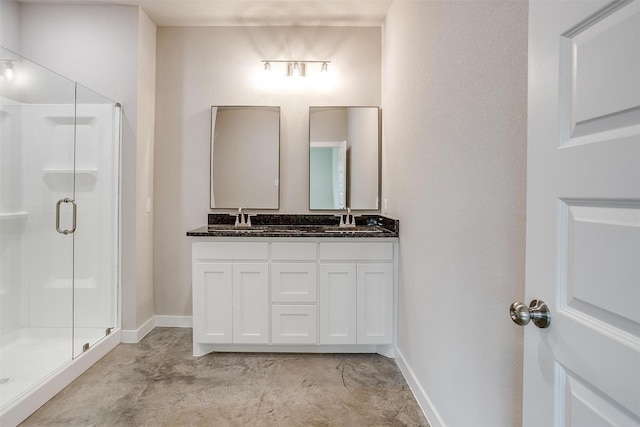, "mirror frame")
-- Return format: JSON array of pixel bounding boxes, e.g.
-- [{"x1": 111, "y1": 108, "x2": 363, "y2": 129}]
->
[
  {"x1": 308, "y1": 106, "x2": 381, "y2": 211},
  {"x1": 210, "y1": 105, "x2": 281, "y2": 210}
]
